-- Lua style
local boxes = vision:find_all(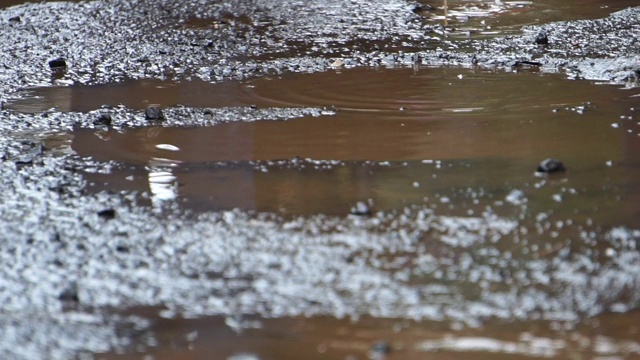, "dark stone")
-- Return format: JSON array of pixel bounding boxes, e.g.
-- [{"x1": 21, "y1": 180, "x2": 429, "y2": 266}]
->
[
  {"x1": 93, "y1": 113, "x2": 112, "y2": 127},
  {"x1": 59, "y1": 283, "x2": 79, "y2": 302},
  {"x1": 535, "y1": 32, "x2": 549, "y2": 45},
  {"x1": 537, "y1": 158, "x2": 566, "y2": 173},
  {"x1": 9, "y1": 16, "x2": 20, "y2": 23},
  {"x1": 145, "y1": 106, "x2": 165, "y2": 120},
  {"x1": 115, "y1": 245, "x2": 129, "y2": 253},
  {"x1": 411, "y1": 3, "x2": 434, "y2": 13},
  {"x1": 514, "y1": 60, "x2": 542, "y2": 67},
  {"x1": 48, "y1": 57, "x2": 67, "y2": 69},
  {"x1": 350, "y1": 201, "x2": 372, "y2": 216},
  {"x1": 97, "y1": 208, "x2": 116, "y2": 220},
  {"x1": 370, "y1": 341, "x2": 392, "y2": 356}
]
